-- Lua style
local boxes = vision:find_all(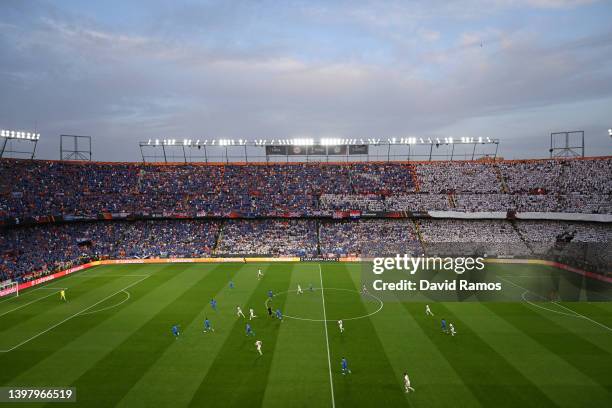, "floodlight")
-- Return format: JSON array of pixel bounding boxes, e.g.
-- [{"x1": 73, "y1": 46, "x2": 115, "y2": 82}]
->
[
  {"x1": 1, "y1": 128, "x2": 41, "y2": 140},
  {"x1": 292, "y1": 138, "x2": 314, "y2": 146}
]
